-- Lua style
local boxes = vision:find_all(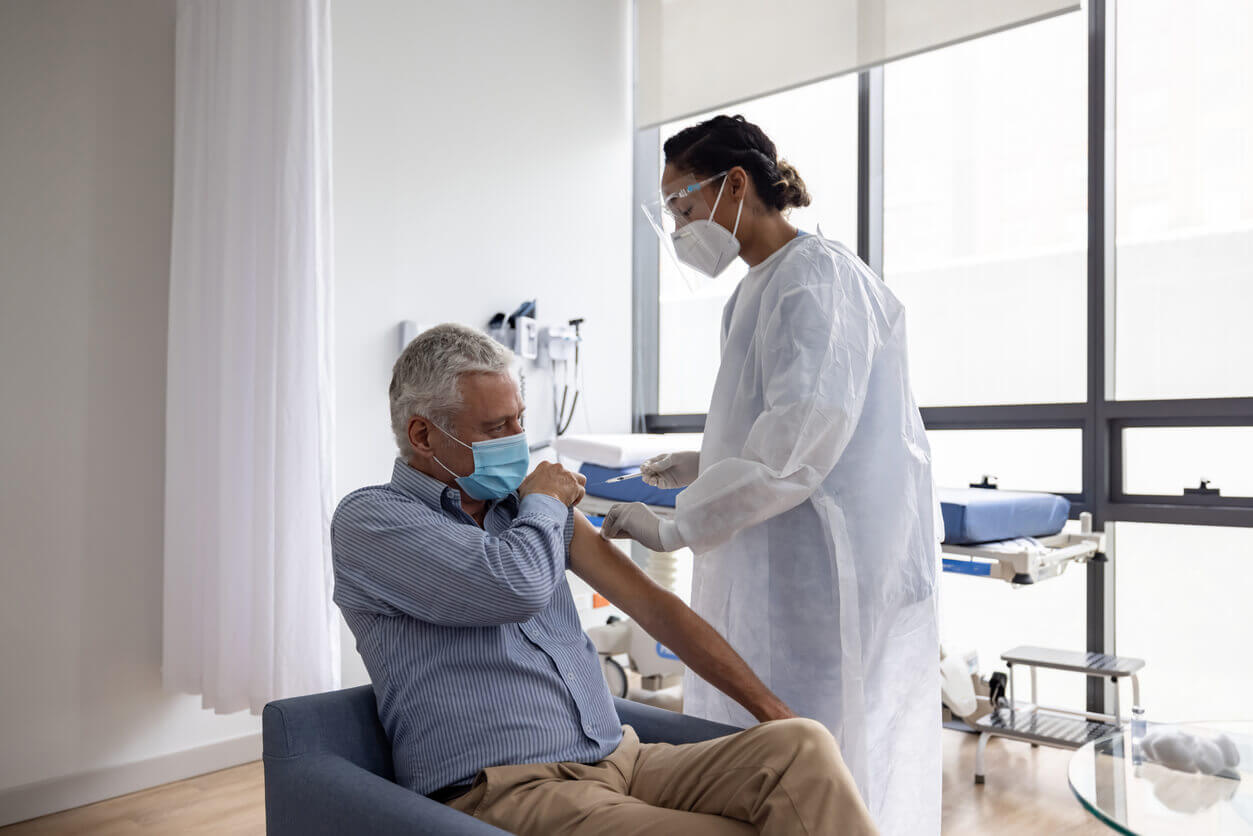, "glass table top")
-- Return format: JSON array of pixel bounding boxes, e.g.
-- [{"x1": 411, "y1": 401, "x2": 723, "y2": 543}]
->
[{"x1": 1069, "y1": 722, "x2": 1253, "y2": 835}]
